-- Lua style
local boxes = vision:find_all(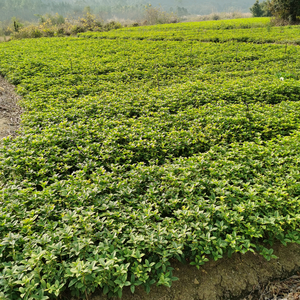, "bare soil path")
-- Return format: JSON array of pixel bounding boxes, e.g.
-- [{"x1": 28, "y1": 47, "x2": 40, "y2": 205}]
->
[
  {"x1": 0, "y1": 36, "x2": 11, "y2": 42},
  {"x1": 0, "y1": 75, "x2": 22, "y2": 139}
]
